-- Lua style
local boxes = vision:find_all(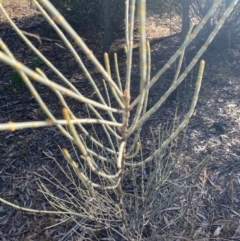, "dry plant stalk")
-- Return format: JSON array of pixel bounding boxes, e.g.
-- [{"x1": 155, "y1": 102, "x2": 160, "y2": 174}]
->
[{"x1": 0, "y1": 0, "x2": 239, "y2": 239}]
